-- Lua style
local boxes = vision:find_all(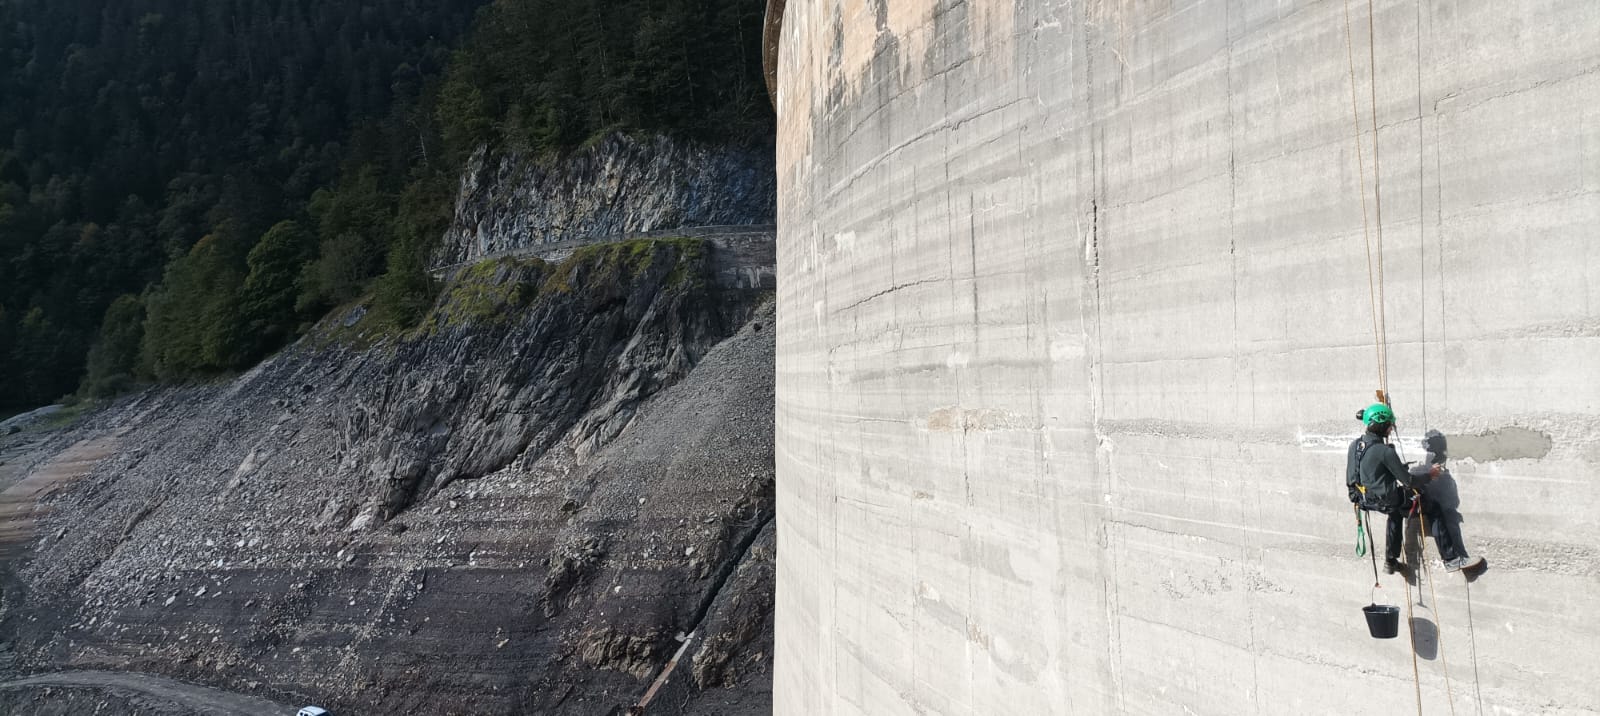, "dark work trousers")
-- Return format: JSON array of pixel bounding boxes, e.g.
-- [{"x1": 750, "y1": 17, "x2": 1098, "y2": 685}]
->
[{"x1": 1383, "y1": 493, "x2": 1466, "y2": 563}]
